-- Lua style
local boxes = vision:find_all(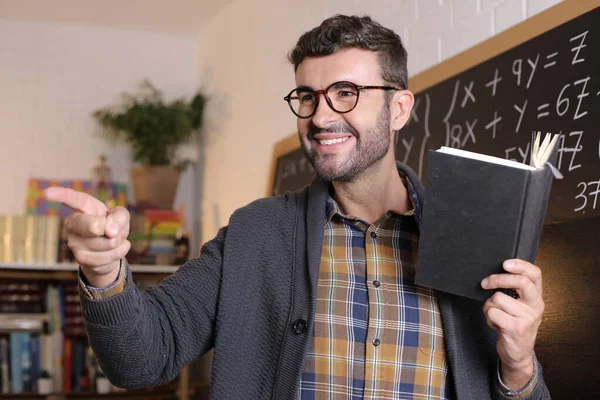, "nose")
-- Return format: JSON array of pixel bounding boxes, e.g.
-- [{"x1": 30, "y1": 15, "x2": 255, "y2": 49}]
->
[{"x1": 310, "y1": 93, "x2": 339, "y2": 129}]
